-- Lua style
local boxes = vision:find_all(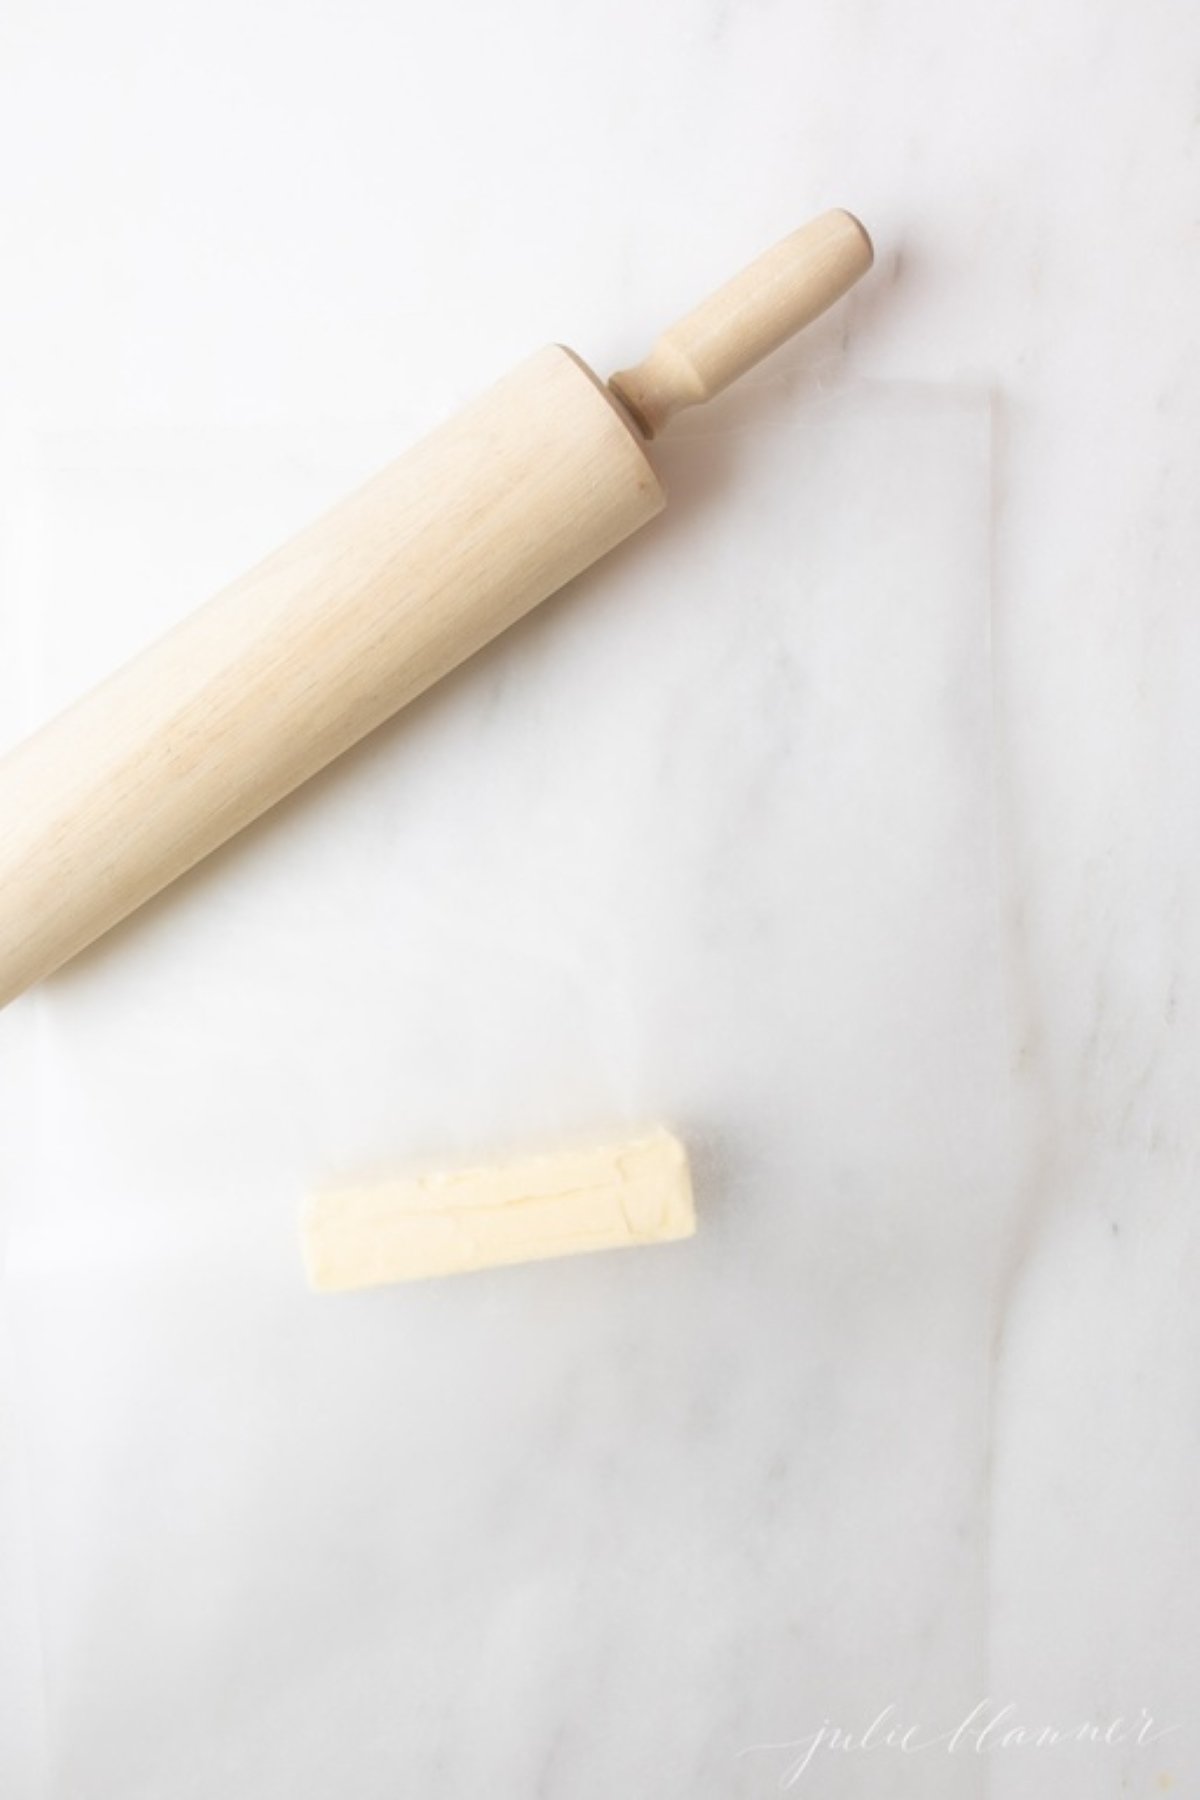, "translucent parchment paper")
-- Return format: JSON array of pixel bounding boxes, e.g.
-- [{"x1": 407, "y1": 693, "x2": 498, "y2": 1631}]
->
[{"x1": 0, "y1": 378, "x2": 1002, "y2": 1798}]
